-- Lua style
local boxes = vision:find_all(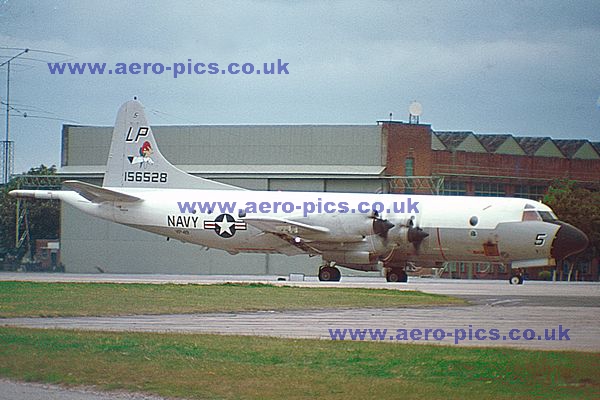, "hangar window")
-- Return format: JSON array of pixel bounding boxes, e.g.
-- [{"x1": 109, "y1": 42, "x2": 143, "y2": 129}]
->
[
  {"x1": 441, "y1": 181, "x2": 466, "y2": 196},
  {"x1": 474, "y1": 182, "x2": 505, "y2": 197},
  {"x1": 514, "y1": 185, "x2": 548, "y2": 200}
]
